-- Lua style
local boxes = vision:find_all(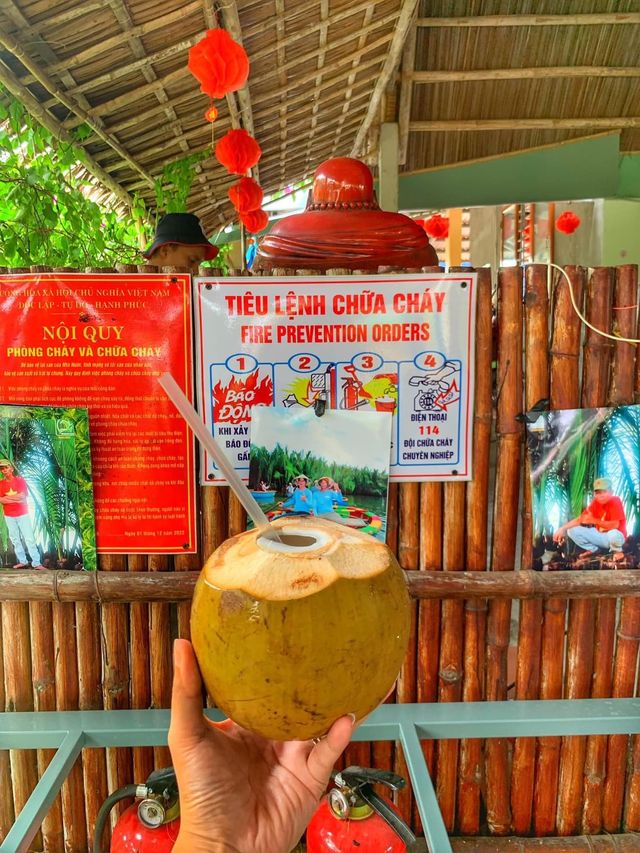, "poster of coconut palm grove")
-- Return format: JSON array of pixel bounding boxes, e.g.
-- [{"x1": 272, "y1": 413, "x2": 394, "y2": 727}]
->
[
  {"x1": 249, "y1": 407, "x2": 392, "y2": 541},
  {"x1": 0, "y1": 405, "x2": 96, "y2": 571},
  {"x1": 527, "y1": 404, "x2": 640, "y2": 571}
]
